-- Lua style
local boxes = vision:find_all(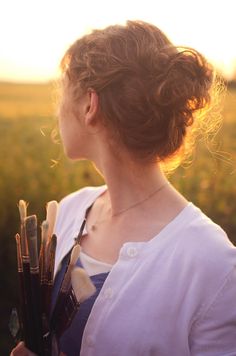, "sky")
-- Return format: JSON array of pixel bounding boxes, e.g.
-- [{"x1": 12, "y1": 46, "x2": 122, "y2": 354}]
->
[{"x1": 0, "y1": 0, "x2": 235, "y2": 82}]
